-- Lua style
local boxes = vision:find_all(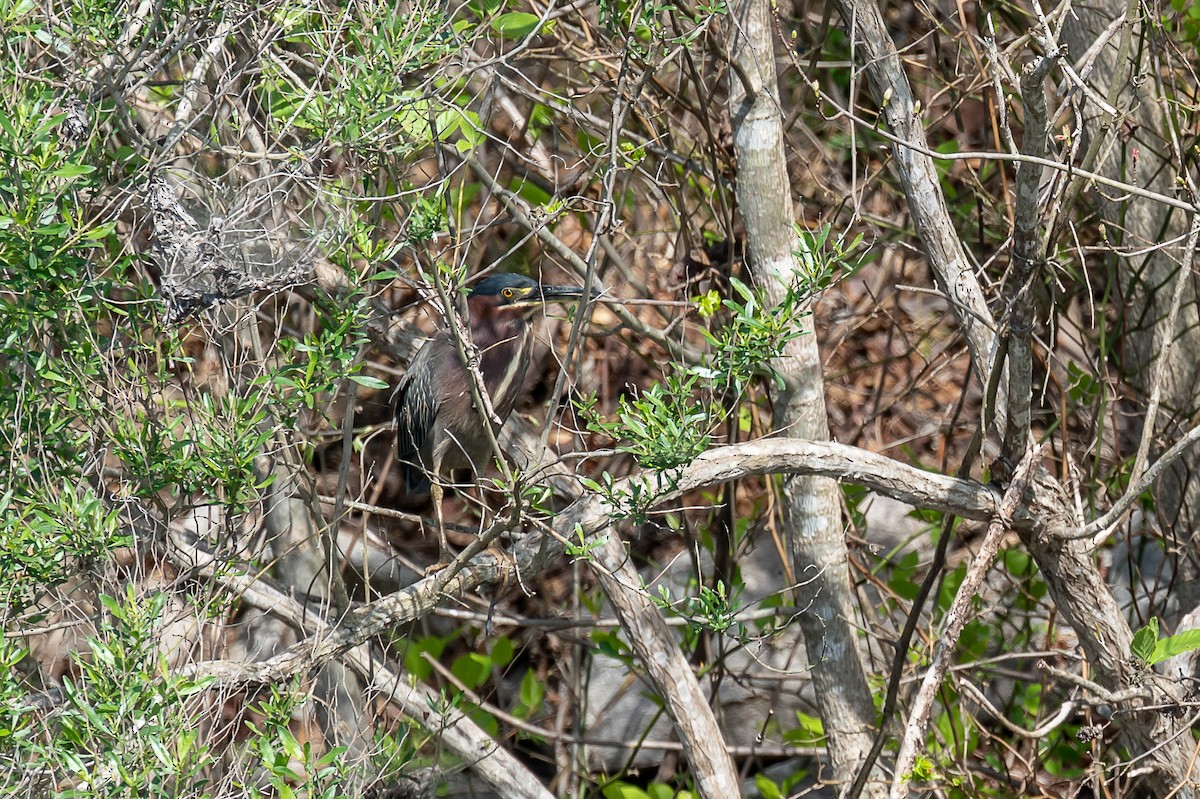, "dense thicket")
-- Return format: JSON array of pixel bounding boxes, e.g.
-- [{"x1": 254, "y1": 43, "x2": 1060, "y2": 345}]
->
[{"x1": 4, "y1": 0, "x2": 1200, "y2": 797}]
